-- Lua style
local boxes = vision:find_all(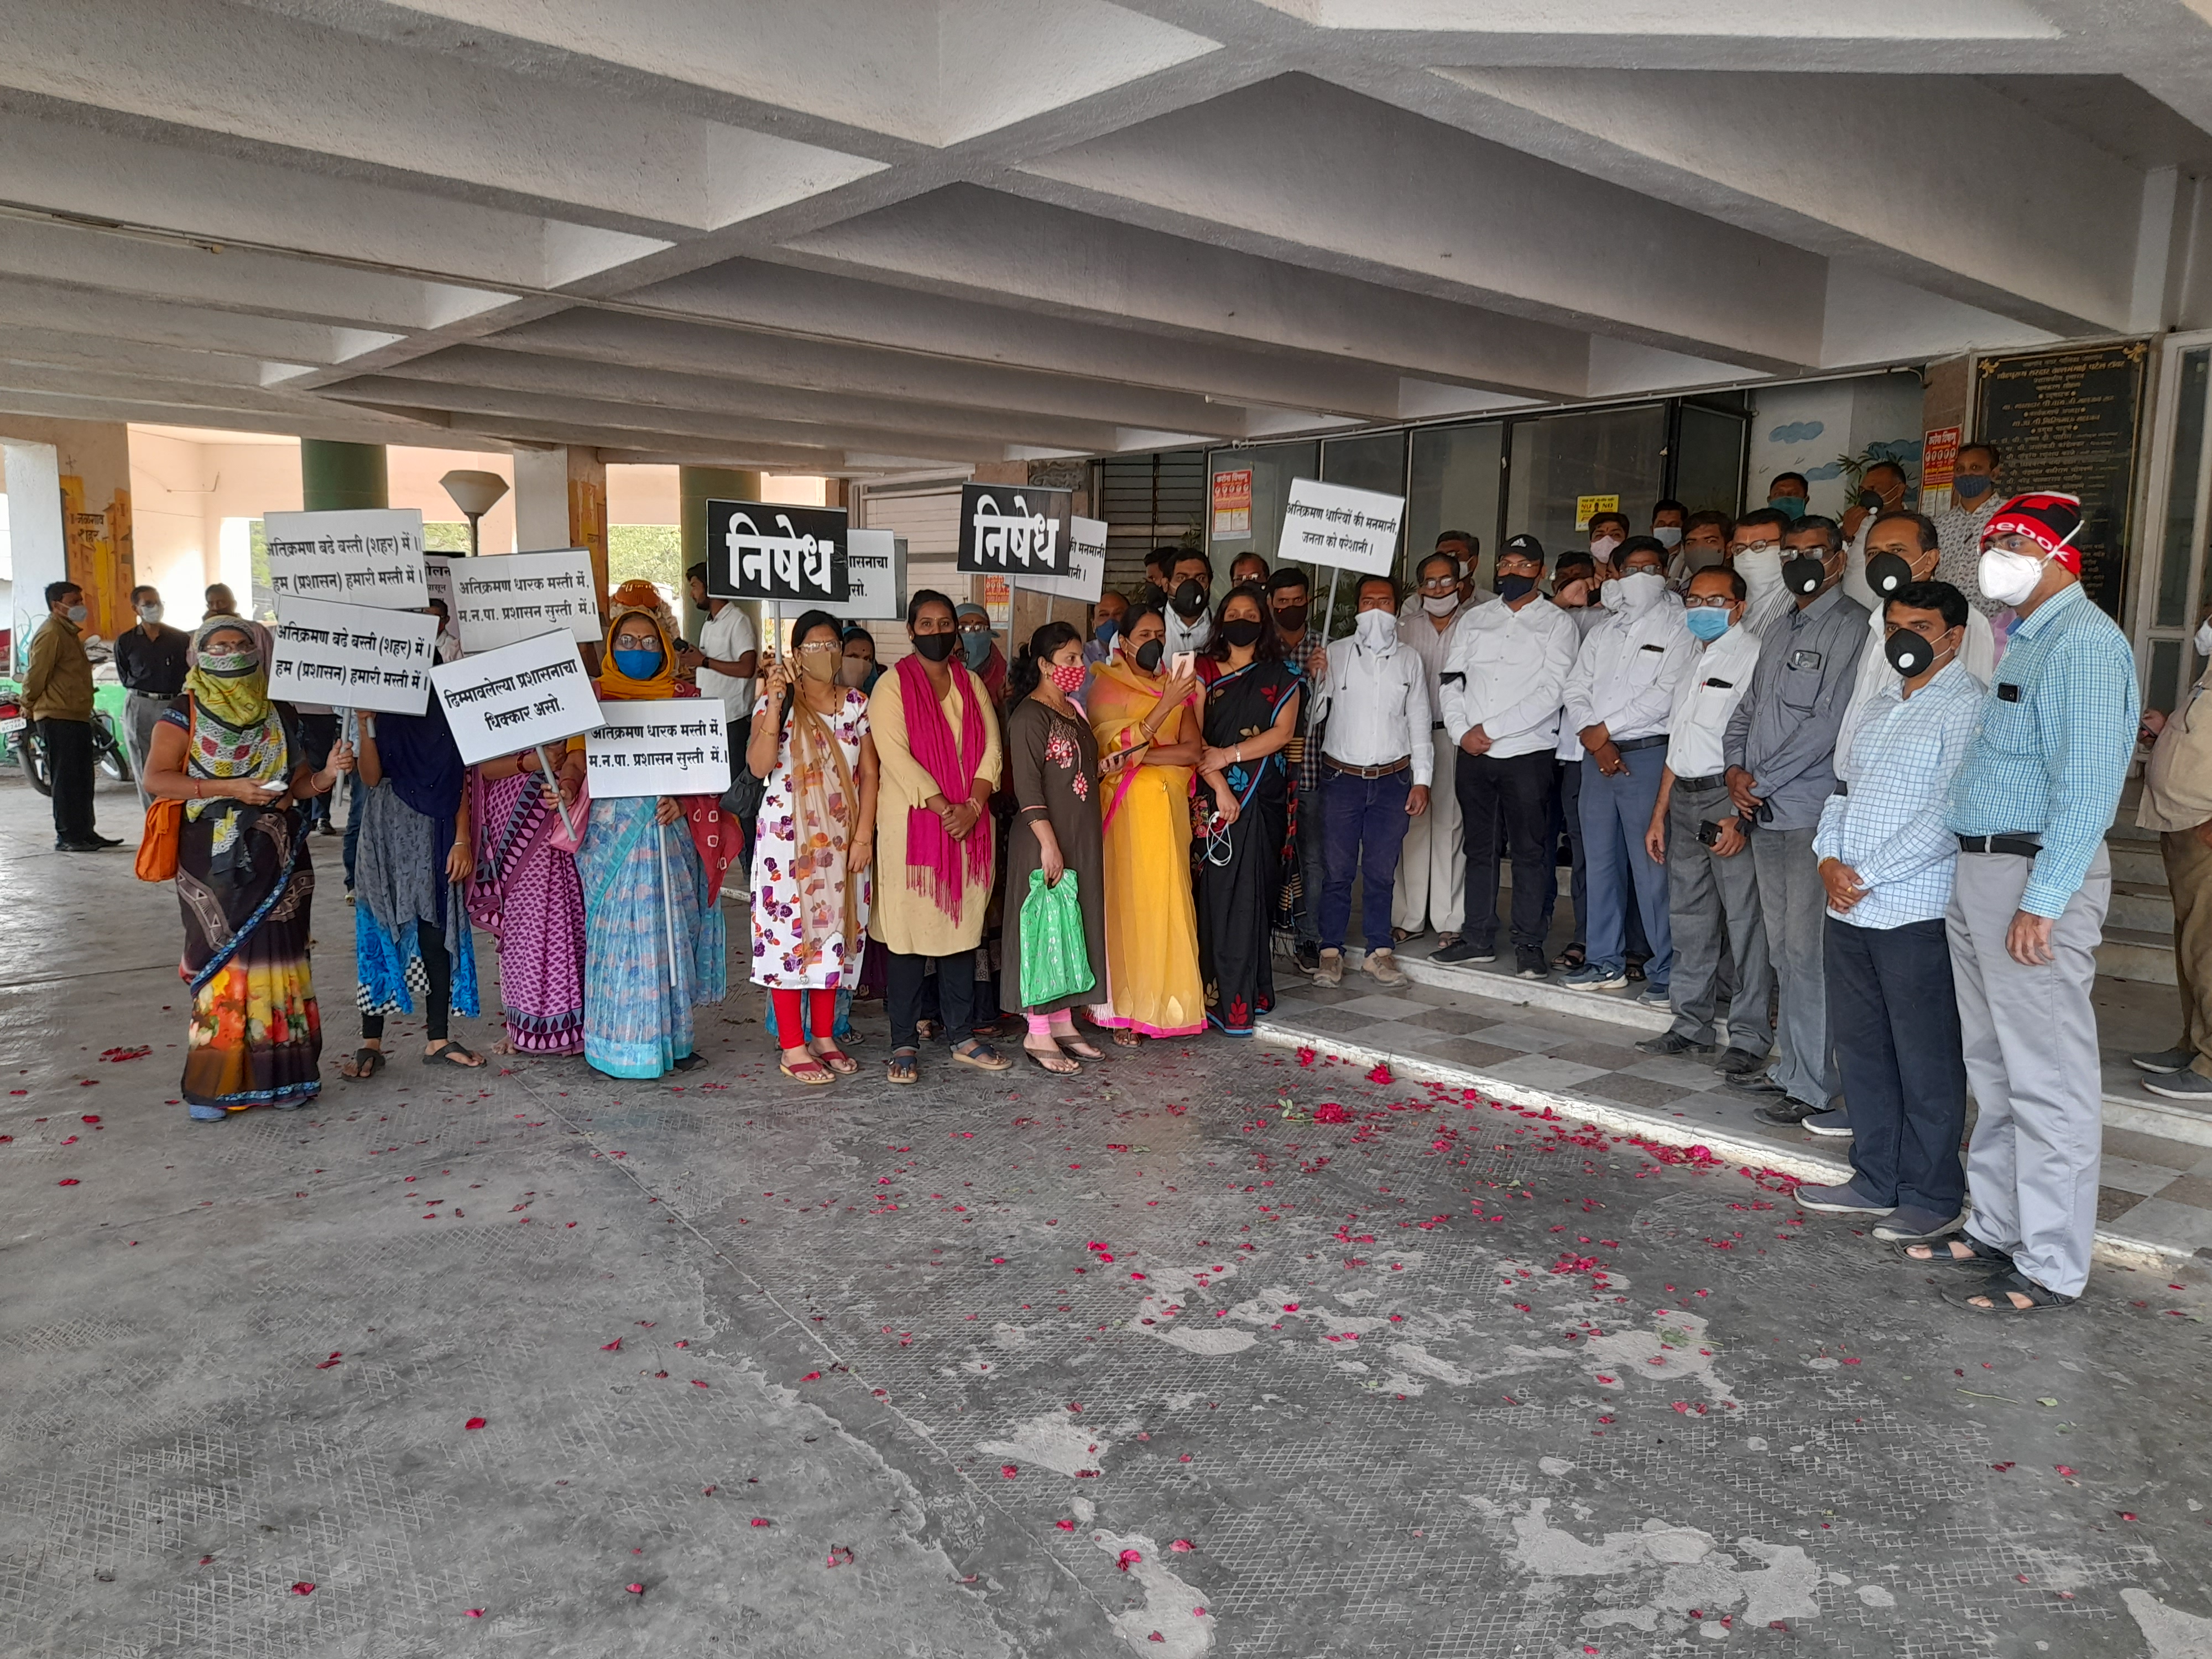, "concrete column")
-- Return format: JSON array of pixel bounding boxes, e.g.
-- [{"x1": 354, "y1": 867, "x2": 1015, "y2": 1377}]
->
[
  {"x1": 300, "y1": 441, "x2": 388, "y2": 512},
  {"x1": 2, "y1": 440, "x2": 65, "y2": 677},
  {"x1": 0, "y1": 417, "x2": 135, "y2": 641},
  {"x1": 680, "y1": 466, "x2": 761, "y2": 645},
  {"x1": 514, "y1": 446, "x2": 609, "y2": 602}
]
